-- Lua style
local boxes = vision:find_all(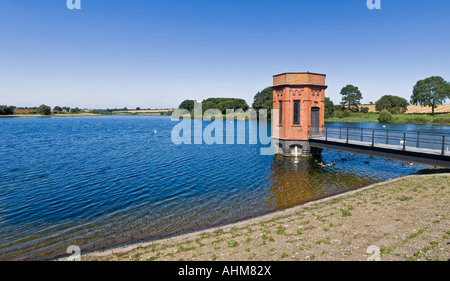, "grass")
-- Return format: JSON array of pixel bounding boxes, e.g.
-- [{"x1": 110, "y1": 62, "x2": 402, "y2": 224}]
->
[
  {"x1": 325, "y1": 112, "x2": 379, "y2": 123},
  {"x1": 341, "y1": 209, "x2": 352, "y2": 217},
  {"x1": 397, "y1": 195, "x2": 412, "y2": 201},
  {"x1": 276, "y1": 226, "x2": 286, "y2": 235}
]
